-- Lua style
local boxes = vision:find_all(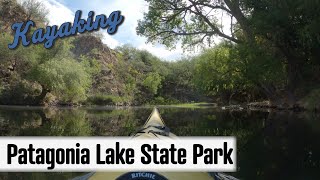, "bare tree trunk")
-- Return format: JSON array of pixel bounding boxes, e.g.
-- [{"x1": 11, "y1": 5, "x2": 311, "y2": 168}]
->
[
  {"x1": 224, "y1": 0, "x2": 255, "y2": 44},
  {"x1": 229, "y1": 91, "x2": 236, "y2": 105},
  {"x1": 258, "y1": 83, "x2": 282, "y2": 106},
  {"x1": 286, "y1": 58, "x2": 302, "y2": 106},
  {"x1": 277, "y1": 43, "x2": 303, "y2": 106}
]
